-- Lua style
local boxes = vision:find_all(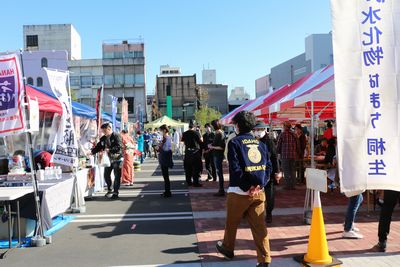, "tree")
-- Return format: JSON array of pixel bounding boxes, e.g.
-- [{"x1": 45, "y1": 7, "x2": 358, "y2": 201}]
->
[
  {"x1": 194, "y1": 107, "x2": 222, "y2": 128},
  {"x1": 70, "y1": 89, "x2": 78, "y2": 101}
]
